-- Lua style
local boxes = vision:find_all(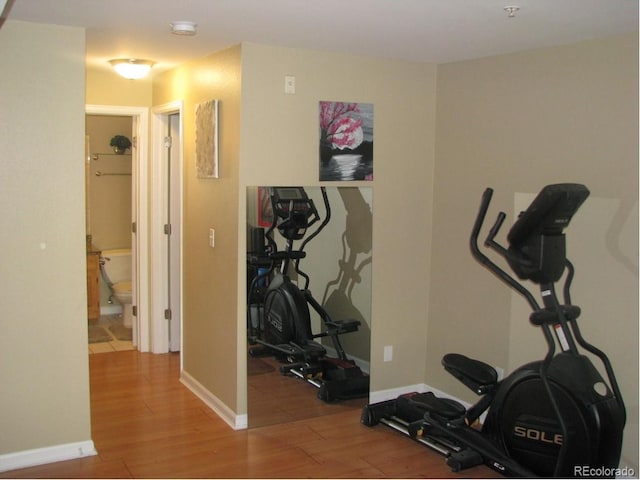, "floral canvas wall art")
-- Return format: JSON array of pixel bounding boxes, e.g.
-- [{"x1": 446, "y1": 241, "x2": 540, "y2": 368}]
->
[
  {"x1": 195, "y1": 99, "x2": 219, "y2": 178},
  {"x1": 319, "y1": 101, "x2": 373, "y2": 181}
]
